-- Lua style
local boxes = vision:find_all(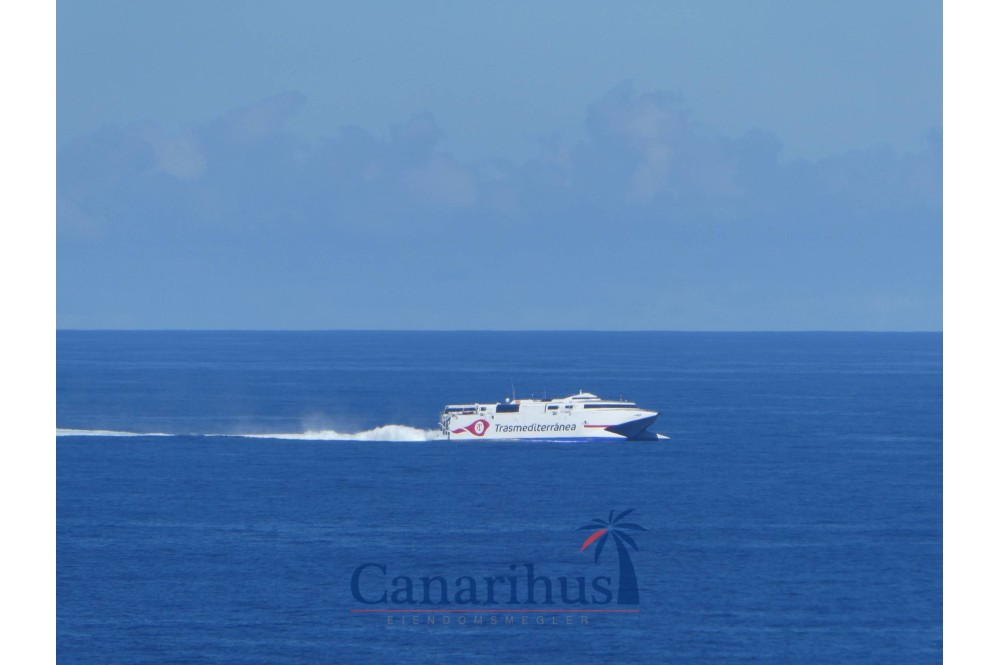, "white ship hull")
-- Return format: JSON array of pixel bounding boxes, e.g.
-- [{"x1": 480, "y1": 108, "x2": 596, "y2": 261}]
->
[{"x1": 440, "y1": 391, "x2": 667, "y2": 442}]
